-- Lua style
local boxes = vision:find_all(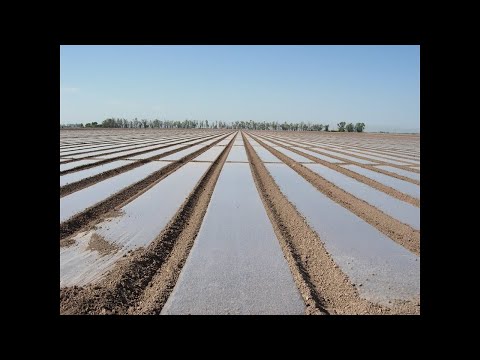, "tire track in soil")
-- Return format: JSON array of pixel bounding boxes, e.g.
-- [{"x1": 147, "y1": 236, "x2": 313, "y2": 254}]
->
[
  {"x1": 59, "y1": 132, "x2": 234, "y2": 242},
  {"x1": 60, "y1": 132, "x2": 233, "y2": 198},
  {"x1": 261, "y1": 135, "x2": 421, "y2": 183},
  {"x1": 252, "y1": 133, "x2": 420, "y2": 207},
  {"x1": 248, "y1": 133, "x2": 420, "y2": 255},
  {"x1": 60, "y1": 132, "x2": 230, "y2": 174},
  {"x1": 242, "y1": 132, "x2": 419, "y2": 314},
  {"x1": 60, "y1": 132, "x2": 237, "y2": 315}
]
